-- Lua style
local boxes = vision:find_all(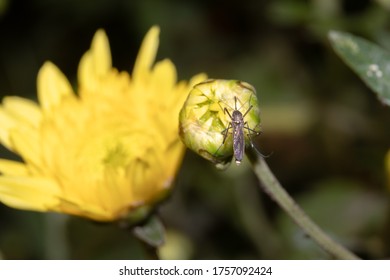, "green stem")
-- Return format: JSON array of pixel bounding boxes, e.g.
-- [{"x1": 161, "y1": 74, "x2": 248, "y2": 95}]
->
[
  {"x1": 45, "y1": 213, "x2": 69, "y2": 259},
  {"x1": 246, "y1": 148, "x2": 360, "y2": 260}
]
